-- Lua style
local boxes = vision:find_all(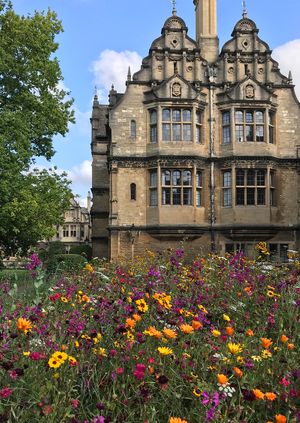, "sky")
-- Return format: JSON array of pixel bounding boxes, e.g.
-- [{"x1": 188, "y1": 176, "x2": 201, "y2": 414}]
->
[{"x1": 11, "y1": 0, "x2": 300, "y2": 207}]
